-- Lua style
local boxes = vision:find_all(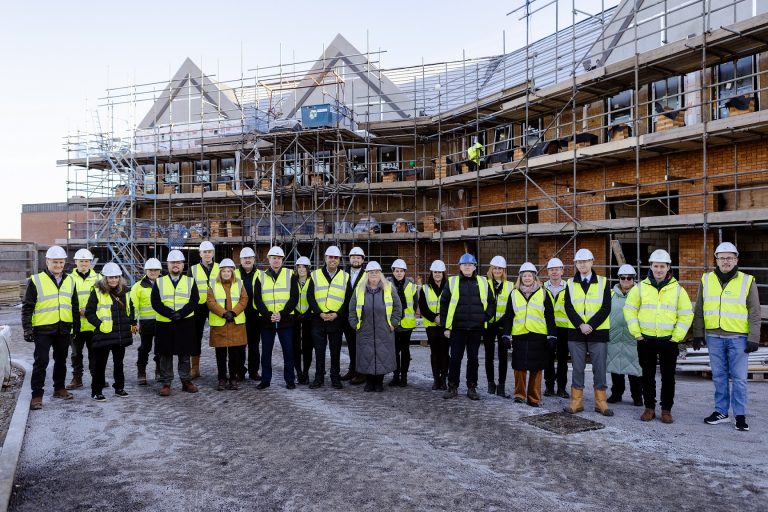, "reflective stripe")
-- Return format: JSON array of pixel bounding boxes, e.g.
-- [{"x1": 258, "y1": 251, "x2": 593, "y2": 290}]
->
[
  {"x1": 630, "y1": 278, "x2": 693, "y2": 341},
  {"x1": 296, "y1": 279, "x2": 311, "y2": 314},
  {"x1": 355, "y1": 282, "x2": 393, "y2": 330},
  {"x1": 566, "y1": 276, "x2": 610, "y2": 330},
  {"x1": 422, "y1": 284, "x2": 441, "y2": 327},
  {"x1": 210, "y1": 279, "x2": 246, "y2": 327},
  {"x1": 192, "y1": 263, "x2": 219, "y2": 304},
  {"x1": 31, "y1": 273, "x2": 75, "y2": 327},
  {"x1": 259, "y1": 268, "x2": 293, "y2": 312},
  {"x1": 94, "y1": 291, "x2": 130, "y2": 334},
  {"x1": 398, "y1": 280, "x2": 418, "y2": 329},
  {"x1": 311, "y1": 269, "x2": 349, "y2": 312},
  {"x1": 510, "y1": 288, "x2": 548, "y2": 335},
  {"x1": 701, "y1": 272, "x2": 752, "y2": 333},
  {"x1": 490, "y1": 280, "x2": 513, "y2": 323},
  {"x1": 444, "y1": 275, "x2": 489, "y2": 330},
  {"x1": 155, "y1": 276, "x2": 194, "y2": 322}
]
